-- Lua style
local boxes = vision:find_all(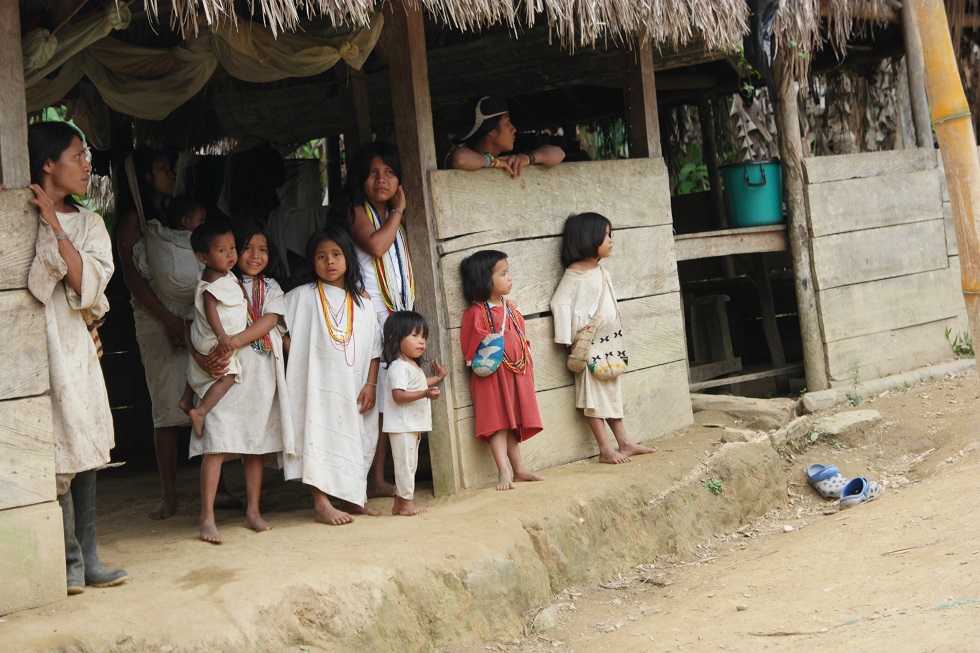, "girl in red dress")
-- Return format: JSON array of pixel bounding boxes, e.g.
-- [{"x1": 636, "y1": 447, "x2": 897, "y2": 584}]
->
[{"x1": 460, "y1": 250, "x2": 545, "y2": 490}]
